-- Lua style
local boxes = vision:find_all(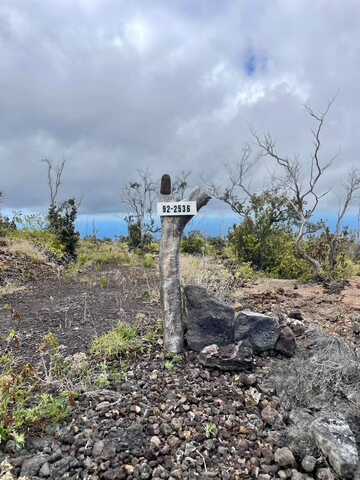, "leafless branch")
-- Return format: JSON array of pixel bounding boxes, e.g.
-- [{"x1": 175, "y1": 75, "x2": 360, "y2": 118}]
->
[
  {"x1": 122, "y1": 169, "x2": 160, "y2": 242},
  {"x1": 207, "y1": 144, "x2": 256, "y2": 216},
  {"x1": 252, "y1": 99, "x2": 337, "y2": 279},
  {"x1": 172, "y1": 171, "x2": 191, "y2": 200},
  {"x1": 42, "y1": 158, "x2": 66, "y2": 206}
]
